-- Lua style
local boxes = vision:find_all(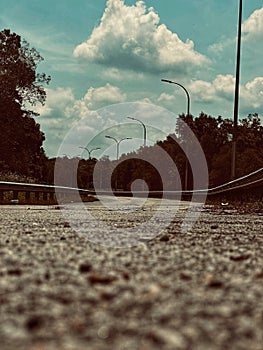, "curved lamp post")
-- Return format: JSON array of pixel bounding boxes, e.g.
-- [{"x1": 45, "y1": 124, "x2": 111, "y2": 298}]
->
[
  {"x1": 161, "y1": 79, "x2": 191, "y2": 191},
  {"x1": 161, "y1": 79, "x2": 190, "y2": 117},
  {"x1": 105, "y1": 136, "x2": 132, "y2": 160},
  {"x1": 127, "y1": 117, "x2": 147, "y2": 147},
  {"x1": 79, "y1": 146, "x2": 101, "y2": 160}
]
